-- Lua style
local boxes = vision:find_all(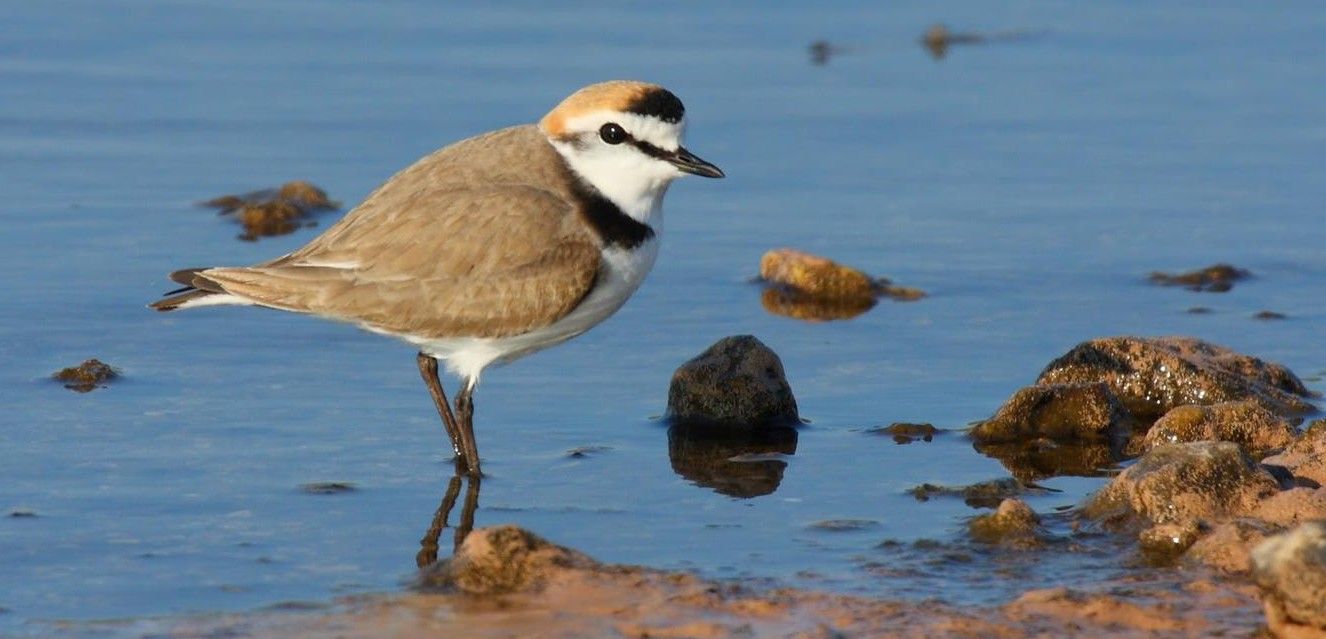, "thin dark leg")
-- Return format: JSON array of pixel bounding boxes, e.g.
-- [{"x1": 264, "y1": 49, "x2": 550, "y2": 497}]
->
[
  {"x1": 454, "y1": 473, "x2": 480, "y2": 551},
  {"x1": 454, "y1": 381, "x2": 481, "y2": 476},
  {"x1": 416, "y1": 353, "x2": 464, "y2": 461}
]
